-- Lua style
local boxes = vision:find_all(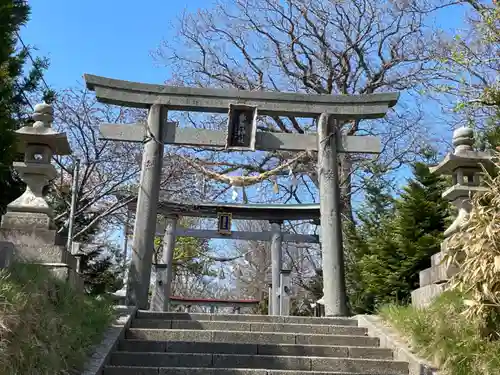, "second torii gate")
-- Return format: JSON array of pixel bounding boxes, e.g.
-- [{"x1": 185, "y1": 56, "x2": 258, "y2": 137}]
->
[
  {"x1": 123, "y1": 199, "x2": 321, "y2": 315},
  {"x1": 85, "y1": 74, "x2": 399, "y2": 315}
]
